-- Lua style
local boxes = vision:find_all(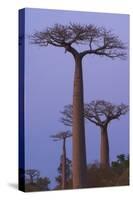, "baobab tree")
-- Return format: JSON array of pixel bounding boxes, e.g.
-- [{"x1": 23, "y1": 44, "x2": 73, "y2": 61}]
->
[
  {"x1": 61, "y1": 101, "x2": 128, "y2": 168},
  {"x1": 50, "y1": 131, "x2": 72, "y2": 189},
  {"x1": 31, "y1": 23, "x2": 126, "y2": 188},
  {"x1": 84, "y1": 101, "x2": 128, "y2": 168},
  {"x1": 25, "y1": 170, "x2": 51, "y2": 191},
  {"x1": 25, "y1": 169, "x2": 40, "y2": 184}
]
